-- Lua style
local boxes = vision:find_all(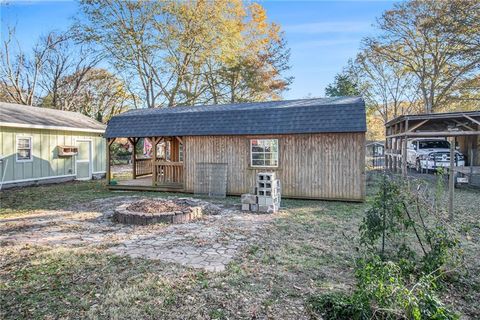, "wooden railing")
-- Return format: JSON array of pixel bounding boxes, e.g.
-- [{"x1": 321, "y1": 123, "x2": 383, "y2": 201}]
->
[
  {"x1": 154, "y1": 161, "x2": 183, "y2": 187},
  {"x1": 135, "y1": 158, "x2": 153, "y2": 177}
]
